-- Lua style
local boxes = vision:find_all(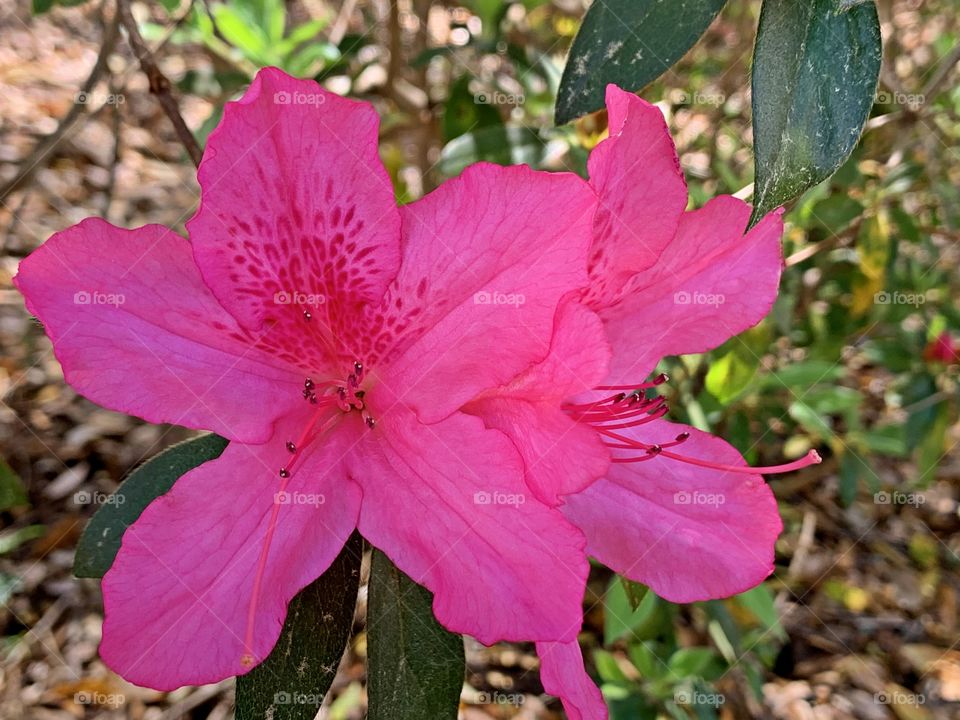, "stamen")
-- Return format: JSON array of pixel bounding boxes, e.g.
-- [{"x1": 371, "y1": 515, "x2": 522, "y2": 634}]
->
[
  {"x1": 569, "y1": 375, "x2": 822, "y2": 477},
  {"x1": 658, "y1": 448, "x2": 822, "y2": 475}
]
